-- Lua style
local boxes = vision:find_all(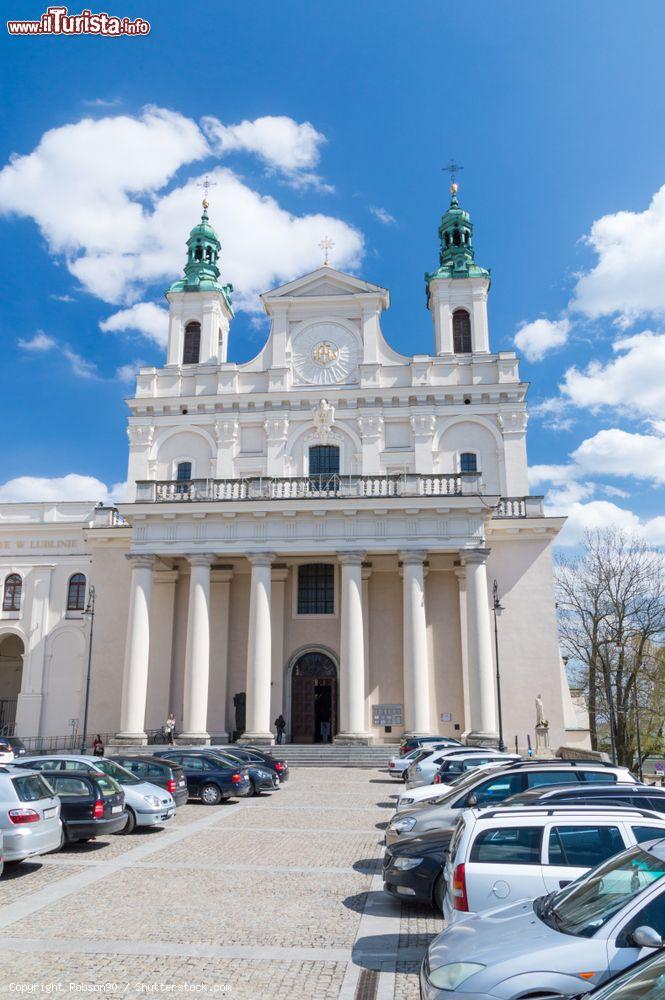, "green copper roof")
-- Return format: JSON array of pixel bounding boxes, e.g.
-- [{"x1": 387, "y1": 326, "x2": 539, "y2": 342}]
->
[
  {"x1": 425, "y1": 184, "x2": 489, "y2": 284},
  {"x1": 168, "y1": 202, "x2": 234, "y2": 312}
]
